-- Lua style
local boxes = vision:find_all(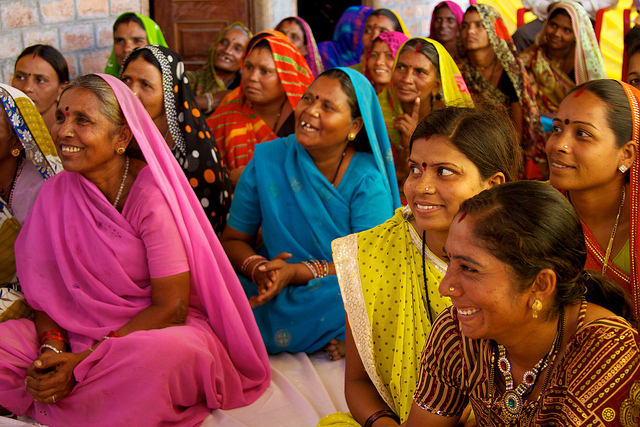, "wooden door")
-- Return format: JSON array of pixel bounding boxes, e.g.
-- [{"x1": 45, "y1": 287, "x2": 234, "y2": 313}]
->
[{"x1": 153, "y1": 0, "x2": 251, "y2": 70}]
